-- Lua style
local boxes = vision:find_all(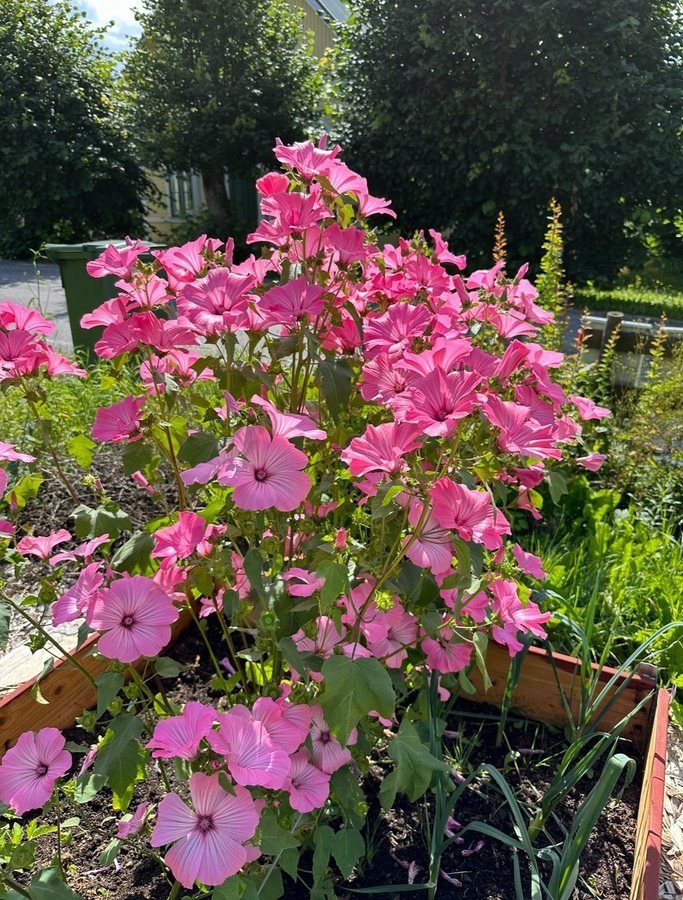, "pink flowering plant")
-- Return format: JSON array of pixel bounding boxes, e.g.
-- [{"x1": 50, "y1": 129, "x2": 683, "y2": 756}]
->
[{"x1": 0, "y1": 138, "x2": 616, "y2": 899}]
